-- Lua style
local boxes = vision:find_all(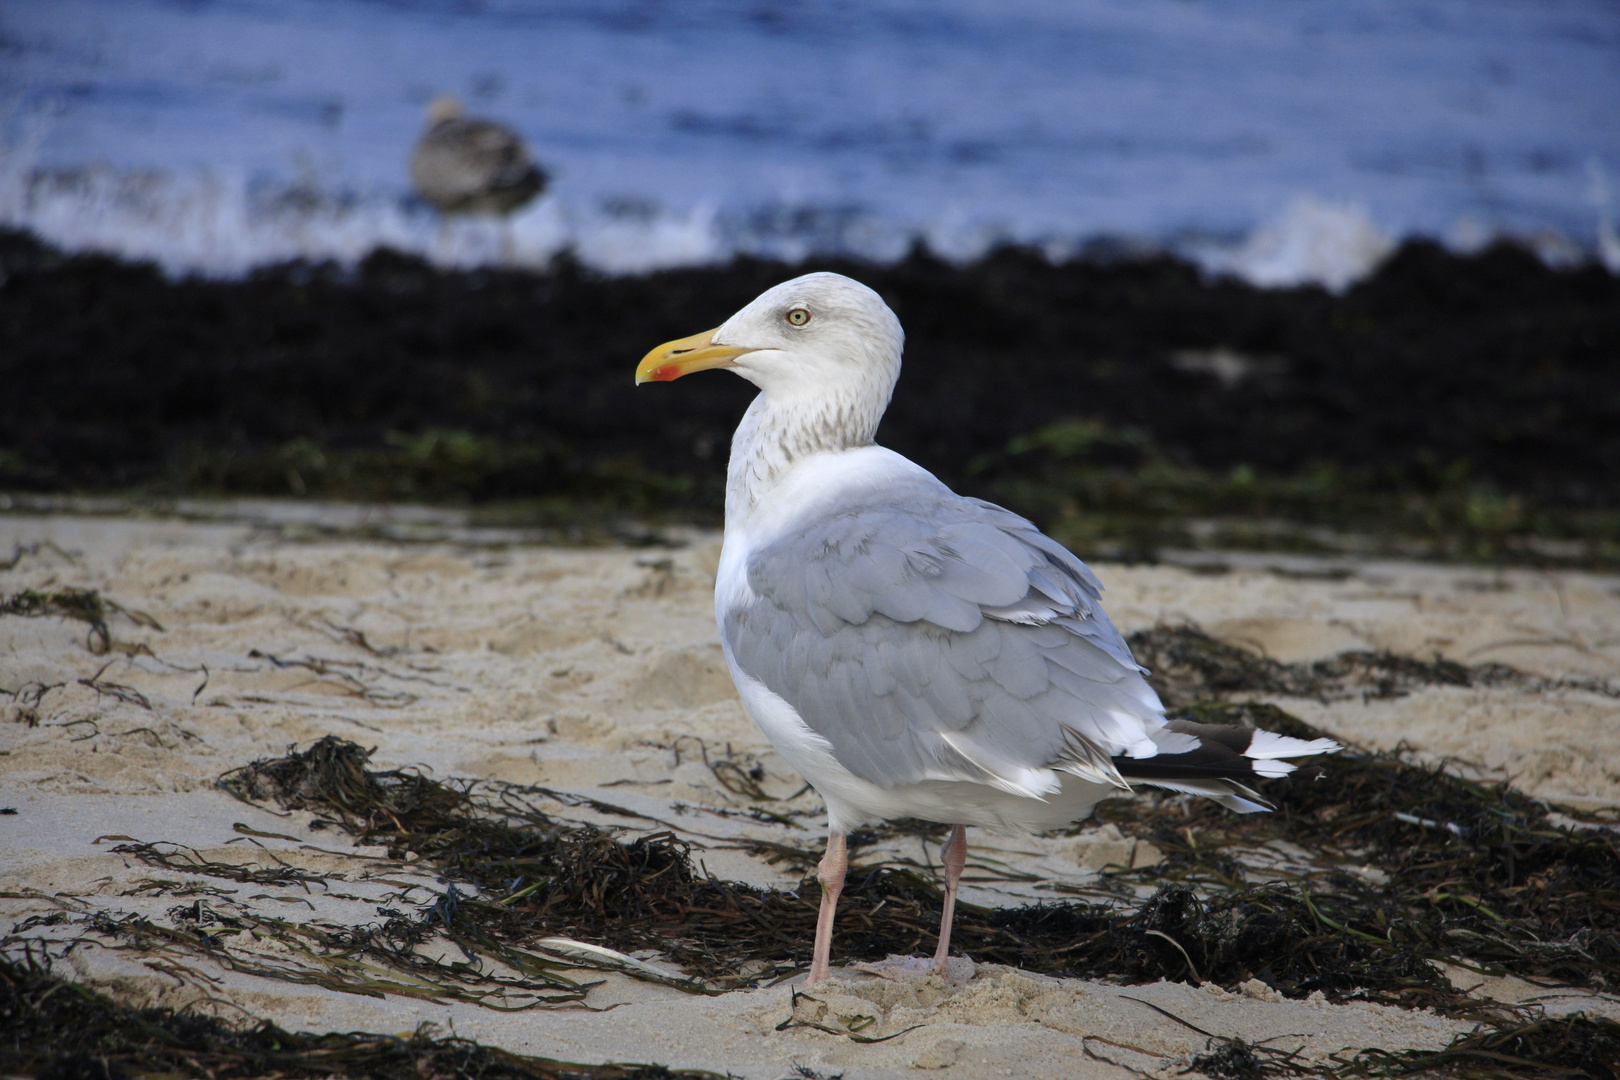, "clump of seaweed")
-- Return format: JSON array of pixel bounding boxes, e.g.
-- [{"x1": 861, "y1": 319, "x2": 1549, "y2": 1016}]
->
[
  {"x1": 9, "y1": 937, "x2": 1616, "y2": 1080},
  {"x1": 1092, "y1": 698, "x2": 1620, "y2": 996},
  {"x1": 1126, "y1": 625, "x2": 1616, "y2": 710},
  {"x1": 964, "y1": 881, "x2": 1449, "y2": 1006},
  {"x1": 209, "y1": 733, "x2": 1618, "y2": 1014},
  {"x1": 1336, "y1": 1015, "x2": 1620, "y2": 1080},
  {"x1": 82, "y1": 900, "x2": 594, "y2": 1009},
  {"x1": 217, "y1": 737, "x2": 908, "y2": 988},
  {"x1": 0, "y1": 587, "x2": 162, "y2": 654},
  {"x1": 0, "y1": 951, "x2": 720, "y2": 1080},
  {"x1": 1175, "y1": 1015, "x2": 1620, "y2": 1080}
]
